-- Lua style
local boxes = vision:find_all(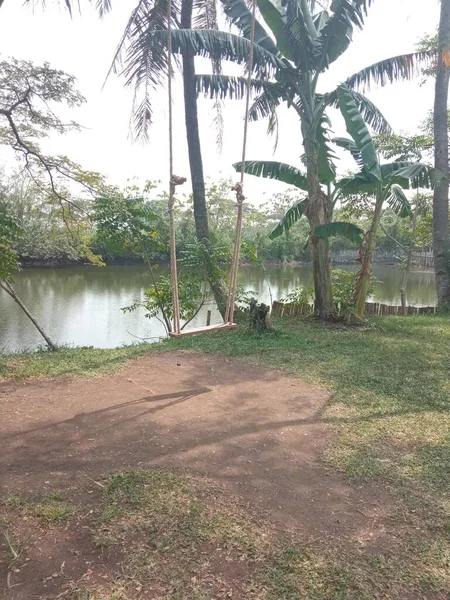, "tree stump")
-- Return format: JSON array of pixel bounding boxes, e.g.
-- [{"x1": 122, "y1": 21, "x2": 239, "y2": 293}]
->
[{"x1": 249, "y1": 299, "x2": 271, "y2": 332}]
